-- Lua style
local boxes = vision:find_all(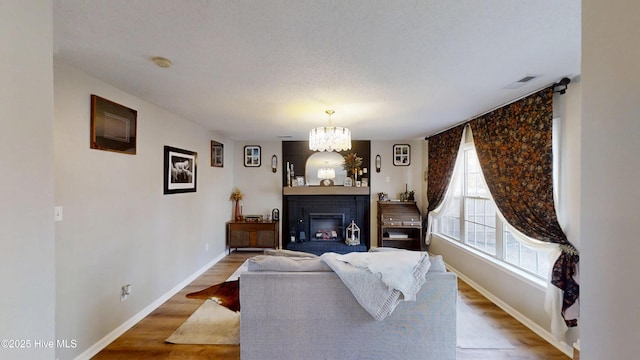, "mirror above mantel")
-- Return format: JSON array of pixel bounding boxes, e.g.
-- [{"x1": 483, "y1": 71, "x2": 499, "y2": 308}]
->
[{"x1": 305, "y1": 151, "x2": 347, "y2": 186}]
